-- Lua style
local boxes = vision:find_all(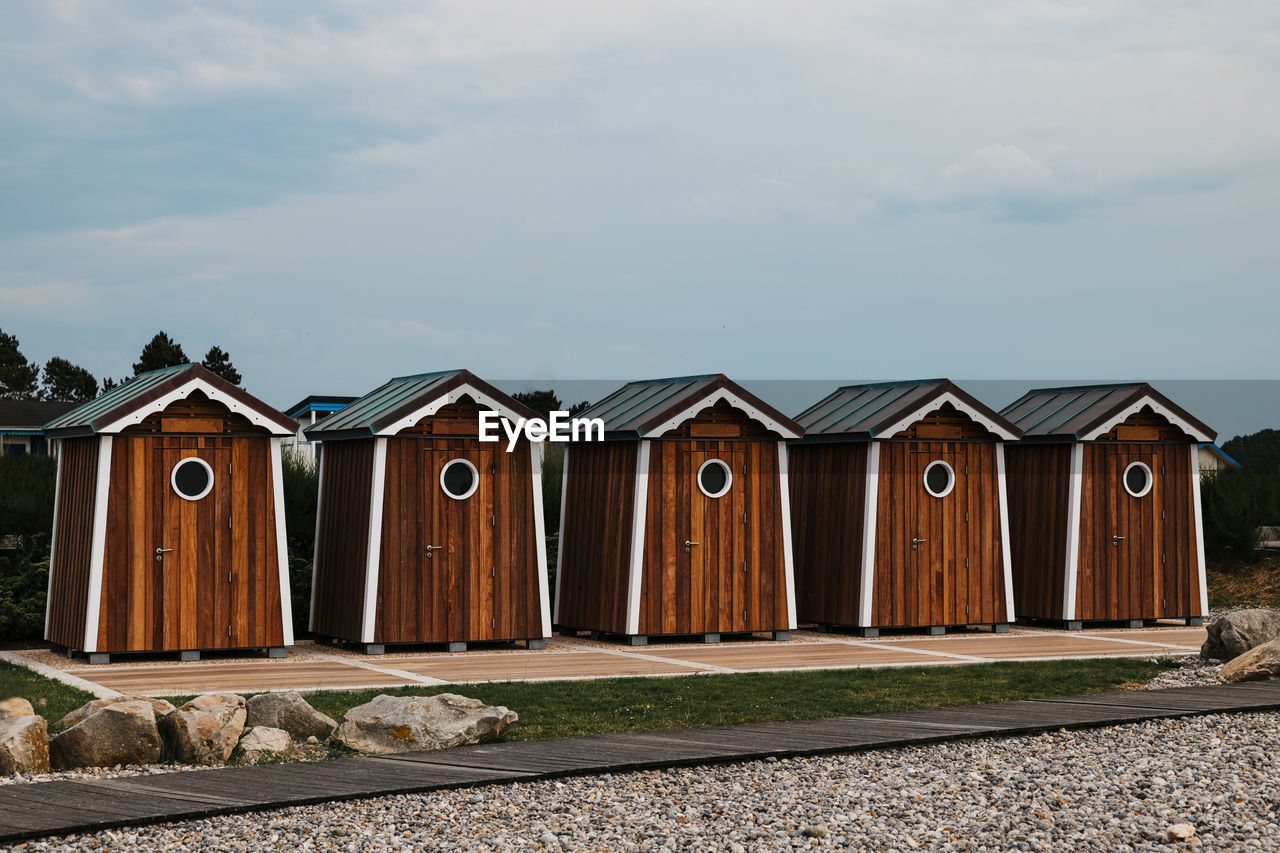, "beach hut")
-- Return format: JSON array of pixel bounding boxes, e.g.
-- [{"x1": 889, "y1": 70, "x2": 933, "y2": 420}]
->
[
  {"x1": 305, "y1": 370, "x2": 550, "y2": 653},
  {"x1": 1000, "y1": 383, "x2": 1215, "y2": 628},
  {"x1": 42, "y1": 364, "x2": 298, "y2": 663},
  {"x1": 789, "y1": 380, "x2": 1021, "y2": 637},
  {"x1": 554, "y1": 374, "x2": 802, "y2": 645}
]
